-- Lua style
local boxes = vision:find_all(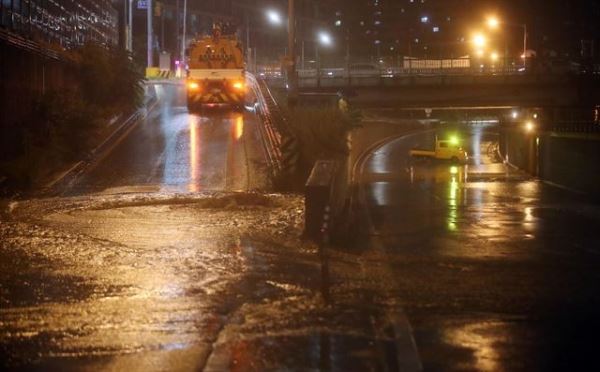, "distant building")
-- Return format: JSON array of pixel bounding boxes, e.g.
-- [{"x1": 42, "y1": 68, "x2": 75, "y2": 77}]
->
[
  {"x1": 326, "y1": 0, "x2": 600, "y2": 64},
  {"x1": 0, "y1": 0, "x2": 118, "y2": 49}
]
